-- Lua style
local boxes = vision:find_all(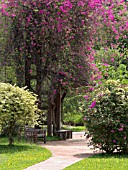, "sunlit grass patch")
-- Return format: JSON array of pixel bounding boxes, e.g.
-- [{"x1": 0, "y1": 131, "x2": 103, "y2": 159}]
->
[
  {"x1": 62, "y1": 125, "x2": 86, "y2": 132},
  {"x1": 64, "y1": 153, "x2": 128, "y2": 170},
  {"x1": 0, "y1": 137, "x2": 51, "y2": 170}
]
